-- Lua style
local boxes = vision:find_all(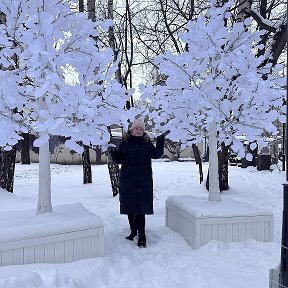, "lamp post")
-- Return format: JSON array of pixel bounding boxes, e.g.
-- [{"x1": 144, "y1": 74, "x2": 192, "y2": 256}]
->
[
  {"x1": 280, "y1": 97, "x2": 288, "y2": 286},
  {"x1": 283, "y1": 123, "x2": 285, "y2": 171}
]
